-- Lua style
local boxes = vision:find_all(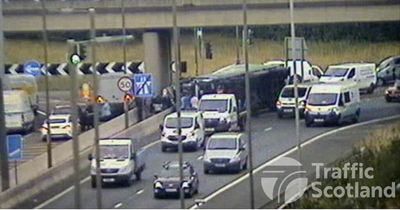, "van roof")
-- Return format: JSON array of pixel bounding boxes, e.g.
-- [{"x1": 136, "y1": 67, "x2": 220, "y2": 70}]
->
[
  {"x1": 283, "y1": 83, "x2": 314, "y2": 89},
  {"x1": 3, "y1": 90, "x2": 27, "y2": 96},
  {"x1": 99, "y1": 138, "x2": 132, "y2": 145},
  {"x1": 166, "y1": 111, "x2": 199, "y2": 118},
  {"x1": 200, "y1": 94, "x2": 235, "y2": 100},
  {"x1": 329, "y1": 63, "x2": 375, "y2": 68},
  {"x1": 310, "y1": 82, "x2": 357, "y2": 93}
]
